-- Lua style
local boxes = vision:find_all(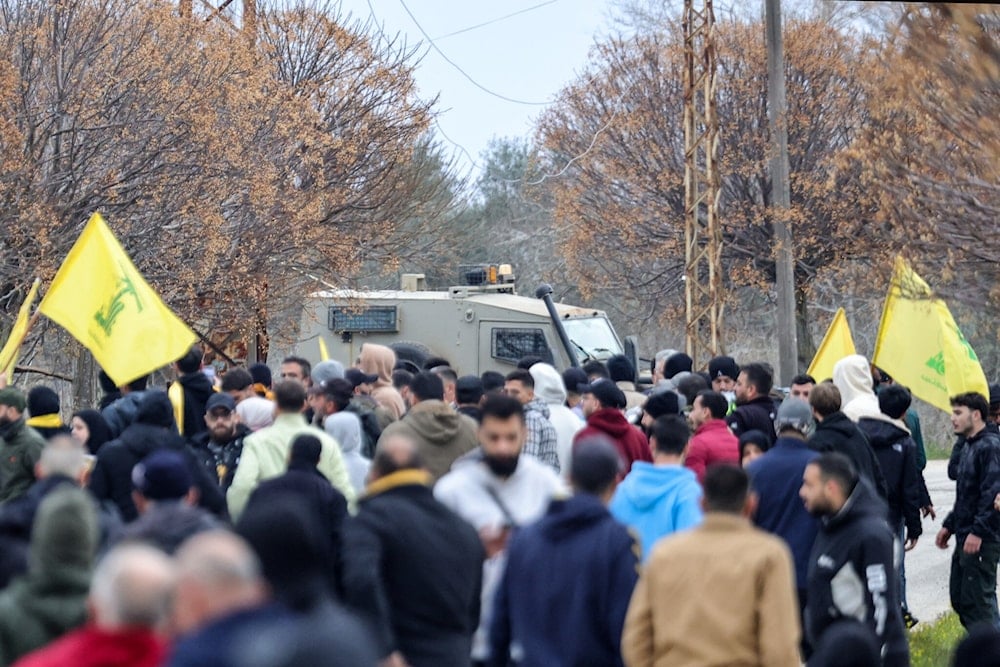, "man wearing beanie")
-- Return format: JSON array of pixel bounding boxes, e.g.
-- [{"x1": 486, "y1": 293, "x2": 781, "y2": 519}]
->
[
  {"x1": 0, "y1": 387, "x2": 45, "y2": 504},
  {"x1": 249, "y1": 363, "x2": 273, "y2": 399},
  {"x1": 119, "y1": 449, "x2": 220, "y2": 554},
  {"x1": 0, "y1": 487, "x2": 98, "y2": 663},
  {"x1": 662, "y1": 353, "x2": 693, "y2": 382},
  {"x1": 491, "y1": 437, "x2": 639, "y2": 667},
  {"x1": 25, "y1": 386, "x2": 70, "y2": 441},
  {"x1": 746, "y1": 398, "x2": 820, "y2": 618}
]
